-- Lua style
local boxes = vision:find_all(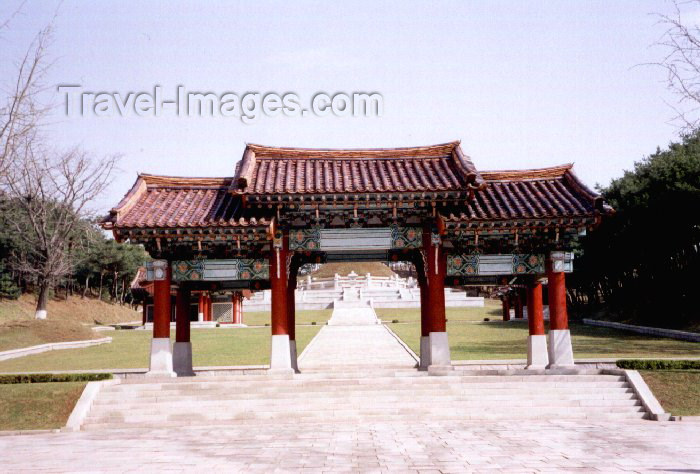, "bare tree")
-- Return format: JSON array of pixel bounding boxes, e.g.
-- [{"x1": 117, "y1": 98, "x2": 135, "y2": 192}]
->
[
  {"x1": 5, "y1": 145, "x2": 118, "y2": 318},
  {"x1": 655, "y1": 0, "x2": 700, "y2": 131},
  {"x1": 0, "y1": 4, "x2": 52, "y2": 178}
]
